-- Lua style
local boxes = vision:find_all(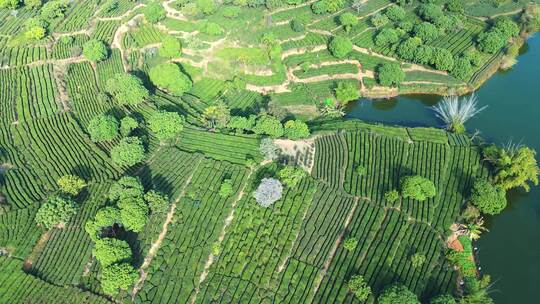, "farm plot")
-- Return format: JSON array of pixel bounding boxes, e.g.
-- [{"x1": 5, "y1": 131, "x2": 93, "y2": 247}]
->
[
  {"x1": 52, "y1": 35, "x2": 89, "y2": 59},
  {"x1": 293, "y1": 63, "x2": 359, "y2": 79},
  {"x1": 29, "y1": 183, "x2": 110, "y2": 286},
  {"x1": 91, "y1": 20, "x2": 121, "y2": 45},
  {"x1": 134, "y1": 157, "x2": 249, "y2": 303},
  {"x1": 96, "y1": 49, "x2": 125, "y2": 89},
  {"x1": 0, "y1": 45, "x2": 49, "y2": 67},
  {"x1": 0, "y1": 206, "x2": 42, "y2": 258},
  {"x1": 0, "y1": 256, "x2": 110, "y2": 304},
  {"x1": 195, "y1": 179, "x2": 317, "y2": 303},
  {"x1": 177, "y1": 126, "x2": 262, "y2": 165},
  {"x1": 53, "y1": 0, "x2": 97, "y2": 33}
]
